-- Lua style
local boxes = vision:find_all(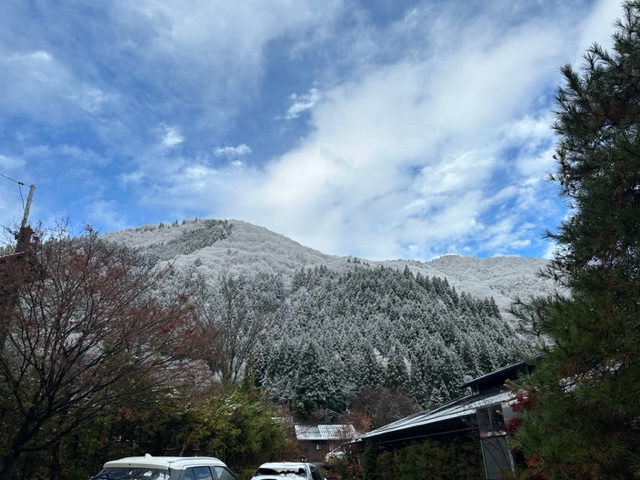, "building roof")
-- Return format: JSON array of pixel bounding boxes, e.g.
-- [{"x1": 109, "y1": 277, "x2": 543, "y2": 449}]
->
[
  {"x1": 459, "y1": 360, "x2": 531, "y2": 391},
  {"x1": 359, "y1": 362, "x2": 529, "y2": 444},
  {"x1": 295, "y1": 423, "x2": 357, "y2": 441},
  {"x1": 359, "y1": 390, "x2": 512, "y2": 441}
]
